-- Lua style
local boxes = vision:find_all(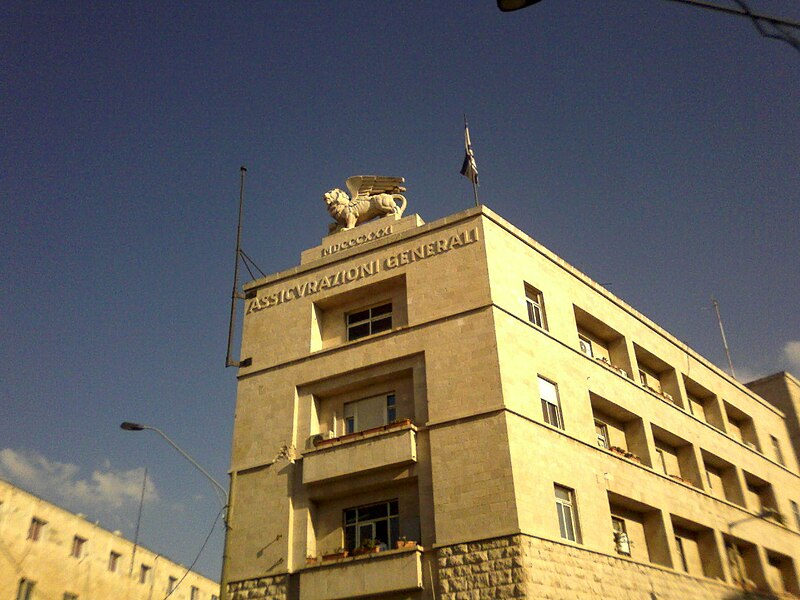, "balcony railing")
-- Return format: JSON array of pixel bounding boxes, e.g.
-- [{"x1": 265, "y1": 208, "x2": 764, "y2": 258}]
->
[
  {"x1": 299, "y1": 547, "x2": 423, "y2": 600},
  {"x1": 302, "y1": 421, "x2": 417, "y2": 485}
]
